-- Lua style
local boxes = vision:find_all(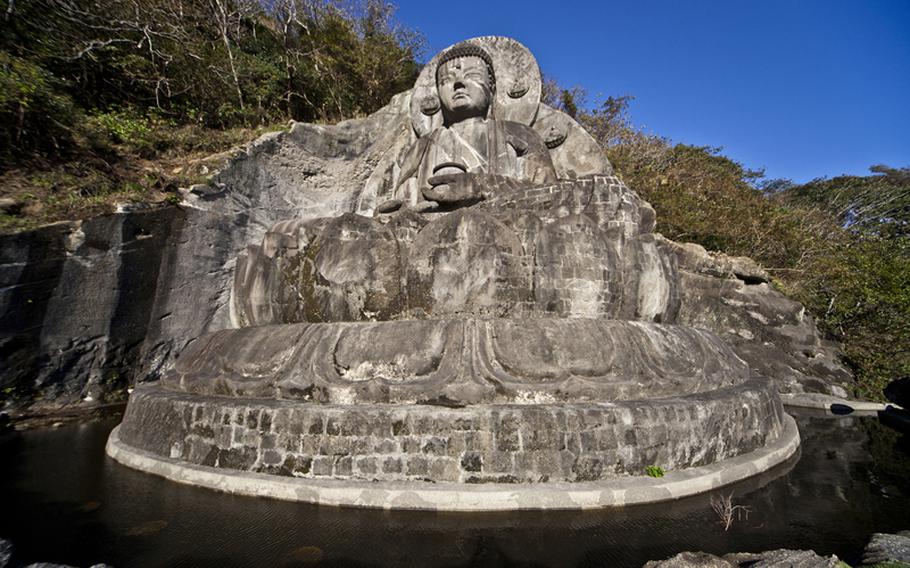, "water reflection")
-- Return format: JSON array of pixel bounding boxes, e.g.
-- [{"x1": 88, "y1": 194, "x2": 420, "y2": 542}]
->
[{"x1": 1, "y1": 410, "x2": 908, "y2": 568}]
